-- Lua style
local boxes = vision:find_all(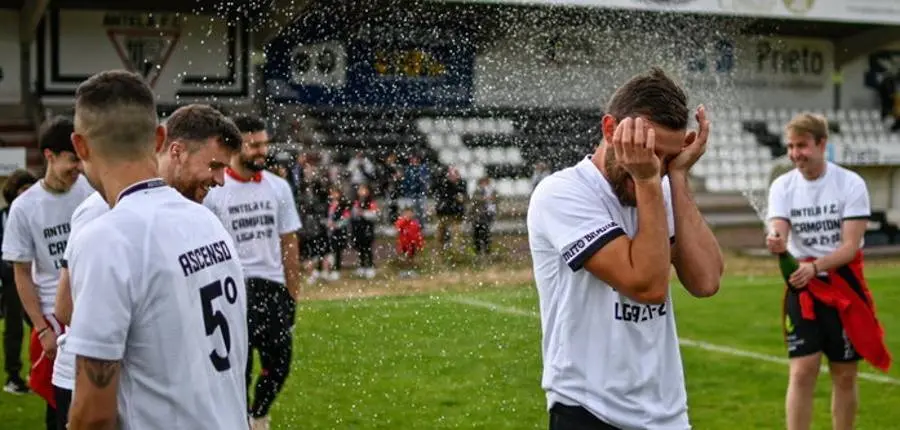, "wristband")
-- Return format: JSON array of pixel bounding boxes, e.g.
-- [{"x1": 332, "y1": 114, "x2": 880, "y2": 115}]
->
[{"x1": 37, "y1": 327, "x2": 50, "y2": 338}]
